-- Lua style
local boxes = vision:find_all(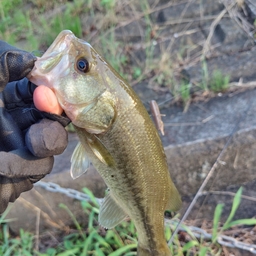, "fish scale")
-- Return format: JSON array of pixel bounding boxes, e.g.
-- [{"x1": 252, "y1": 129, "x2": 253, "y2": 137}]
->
[{"x1": 28, "y1": 30, "x2": 182, "y2": 256}]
